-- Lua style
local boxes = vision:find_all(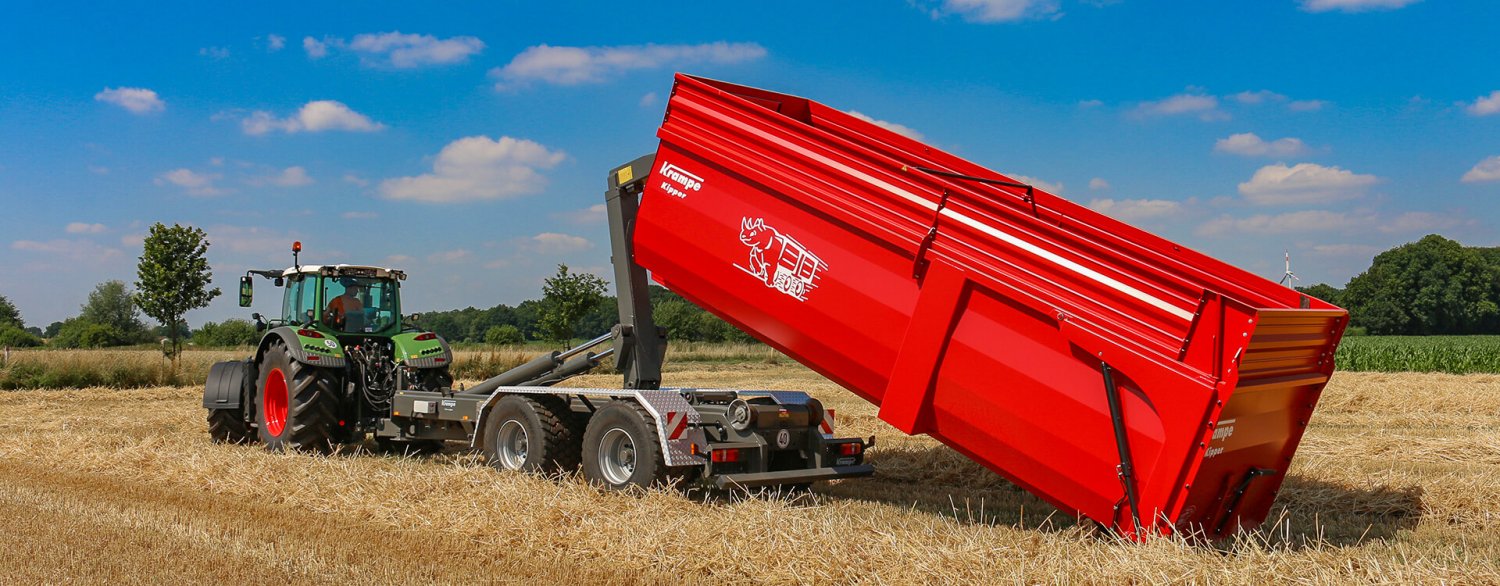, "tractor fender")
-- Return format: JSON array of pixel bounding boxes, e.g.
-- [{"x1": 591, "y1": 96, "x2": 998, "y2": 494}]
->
[
  {"x1": 255, "y1": 326, "x2": 348, "y2": 368},
  {"x1": 392, "y1": 331, "x2": 453, "y2": 369},
  {"x1": 203, "y1": 359, "x2": 255, "y2": 409}
]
